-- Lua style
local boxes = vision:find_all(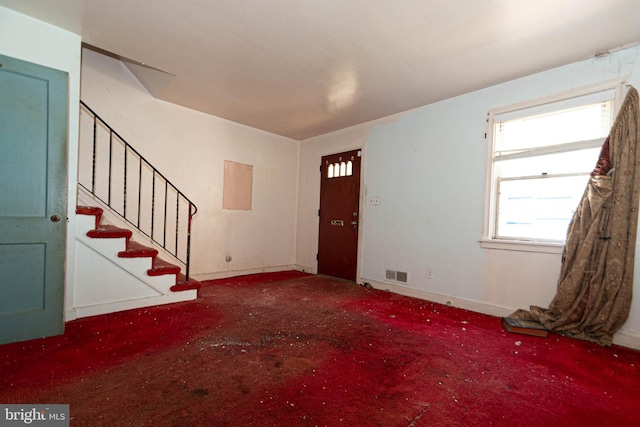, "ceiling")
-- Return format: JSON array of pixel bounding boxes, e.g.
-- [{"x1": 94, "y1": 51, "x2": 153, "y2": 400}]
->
[{"x1": 2, "y1": 0, "x2": 640, "y2": 140}]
